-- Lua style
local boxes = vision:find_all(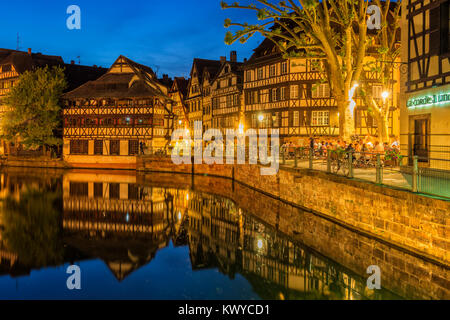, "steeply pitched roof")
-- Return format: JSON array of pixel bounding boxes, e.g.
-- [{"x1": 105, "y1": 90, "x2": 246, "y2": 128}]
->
[
  {"x1": 63, "y1": 55, "x2": 170, "y2": 100},
  {"x1": 0, "y1": 48, "x2": 63, "y2": 73},
  {"x1": 192, "y1": 58, "x2": 223, "y2": 84},
  {"x1": 171, "y1": 77, "x2": 189, "y2": 98}
]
